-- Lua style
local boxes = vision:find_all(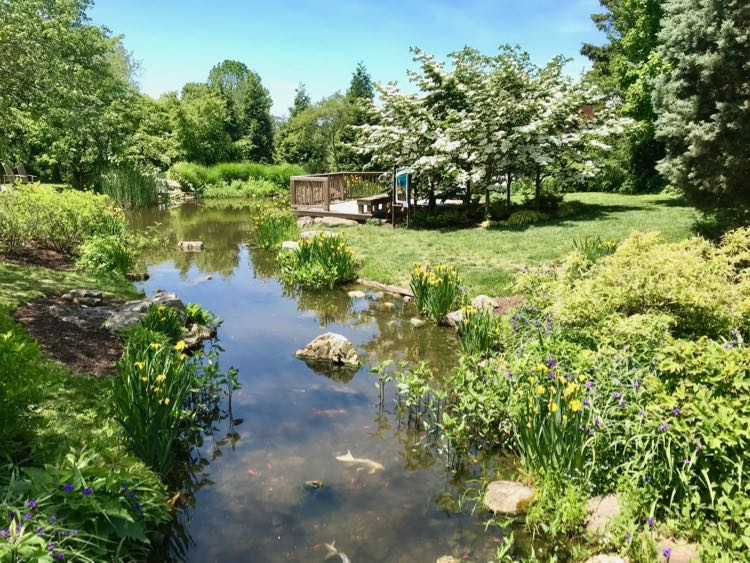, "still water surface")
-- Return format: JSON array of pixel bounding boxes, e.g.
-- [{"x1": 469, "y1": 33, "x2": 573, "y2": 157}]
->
[{"x1": 128, "y1": 201, "x2": 507, "y2": 562}]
